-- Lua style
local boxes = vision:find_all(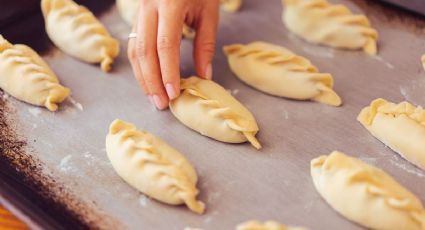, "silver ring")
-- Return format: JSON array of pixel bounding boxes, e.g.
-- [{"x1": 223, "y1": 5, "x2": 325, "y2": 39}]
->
[{"x1": 128, "y1": 33, "x2": 137, "y2": 39}]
